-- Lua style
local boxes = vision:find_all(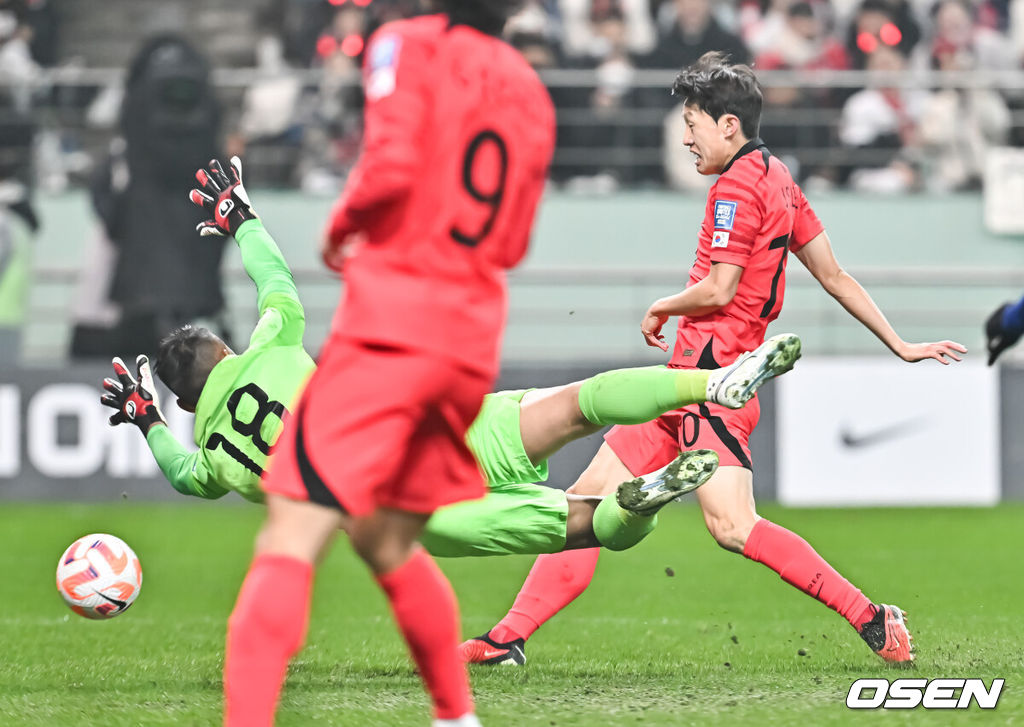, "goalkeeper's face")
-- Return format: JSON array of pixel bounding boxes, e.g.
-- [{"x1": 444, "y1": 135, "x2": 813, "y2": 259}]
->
[
  {"x1": 174, "y1": 337, "x2": 233, "y2": 414},
  {"x1": 155, "y1": 327, "x2": 234, "y2": 414}
]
